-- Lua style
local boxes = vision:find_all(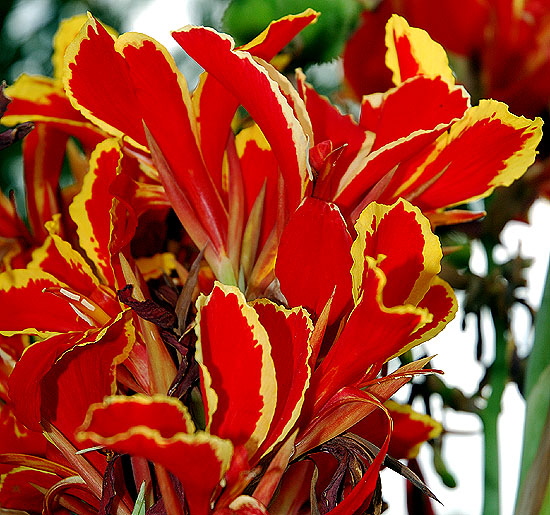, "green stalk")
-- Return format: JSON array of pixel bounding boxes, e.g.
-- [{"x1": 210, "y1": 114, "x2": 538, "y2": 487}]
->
[
  {"x1": 480, "y1": 312, "x2": 508, "y2": 515},
  {"x1": 478, "y1": 239, "x2": 508, "y2": 515}
]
